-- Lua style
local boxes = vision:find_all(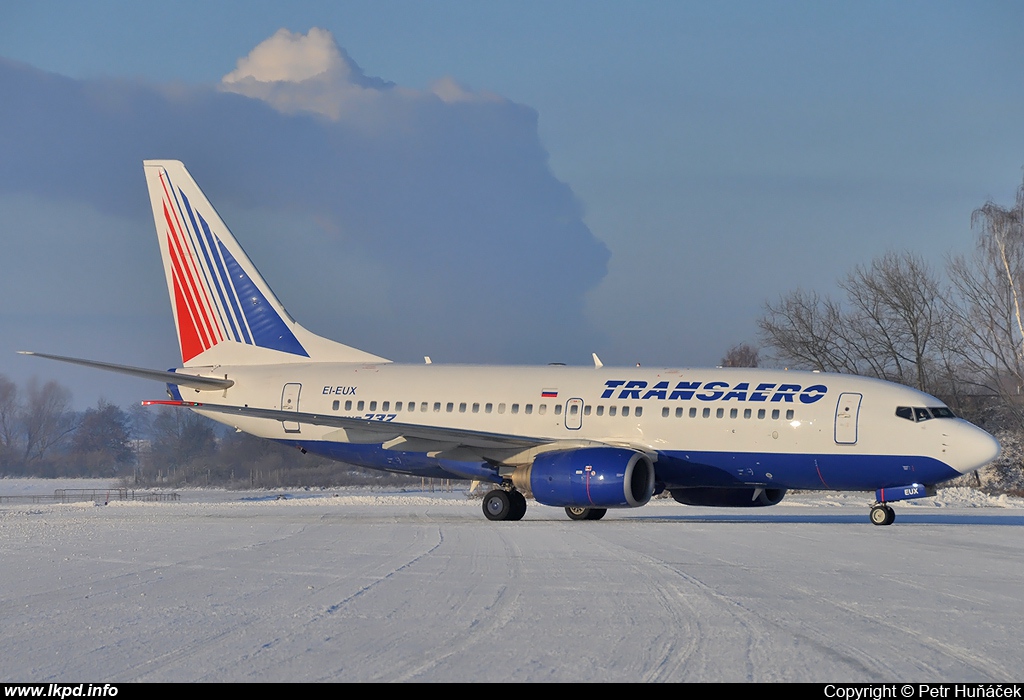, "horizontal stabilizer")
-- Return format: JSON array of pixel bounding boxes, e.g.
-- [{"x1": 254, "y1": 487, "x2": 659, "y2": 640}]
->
[{"x1": 18, "y1": 351, "x2": 234, "y2": 391}]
